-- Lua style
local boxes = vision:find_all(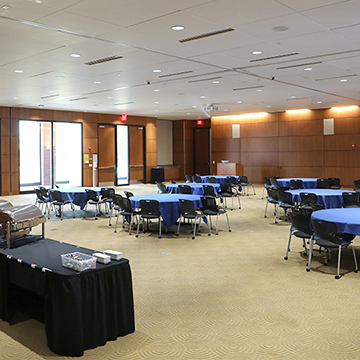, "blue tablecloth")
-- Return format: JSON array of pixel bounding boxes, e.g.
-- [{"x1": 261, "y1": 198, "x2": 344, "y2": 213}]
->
[
  {"x1": 166, "y1": 183, "x2": 220, "y2": 195},
  {"x1": 277, "y1": 178, "x2": 320, "y2": 189},
  {"x1": 200, "y1": 175, "x2": 241, "y2": 185},
  {"x1": 130, "y1": 194, "x2": 203, "y2": 229},
  {"x1": 56, "y1": 187, "x2": 103, "y2": 209},
  {"x1": 286, "y1": 189, "x2": 352, "y2": 209},
  {"x1": 311, "y1": 208, "x2": 360, "y2": 236}
]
